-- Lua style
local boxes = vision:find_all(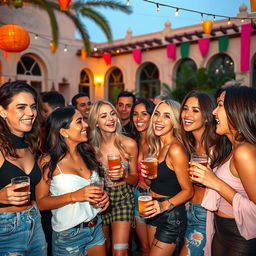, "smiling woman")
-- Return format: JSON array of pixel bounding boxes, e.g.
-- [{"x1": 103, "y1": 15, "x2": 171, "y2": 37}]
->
[{"x1": 0, "y1": 81, "x2": 47, "y2": 255}]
